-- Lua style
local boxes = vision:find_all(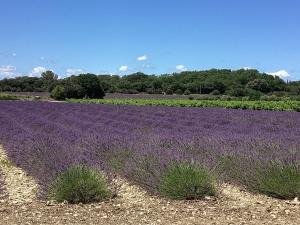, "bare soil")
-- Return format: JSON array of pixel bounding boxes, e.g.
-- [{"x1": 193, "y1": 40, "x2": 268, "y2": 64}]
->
[
  {"x1": 0, "y1": 146, "x2": 299, "y2": 225},
  {"x1": 0, "y1": 147, "x2": 38, "y2": 204}
]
